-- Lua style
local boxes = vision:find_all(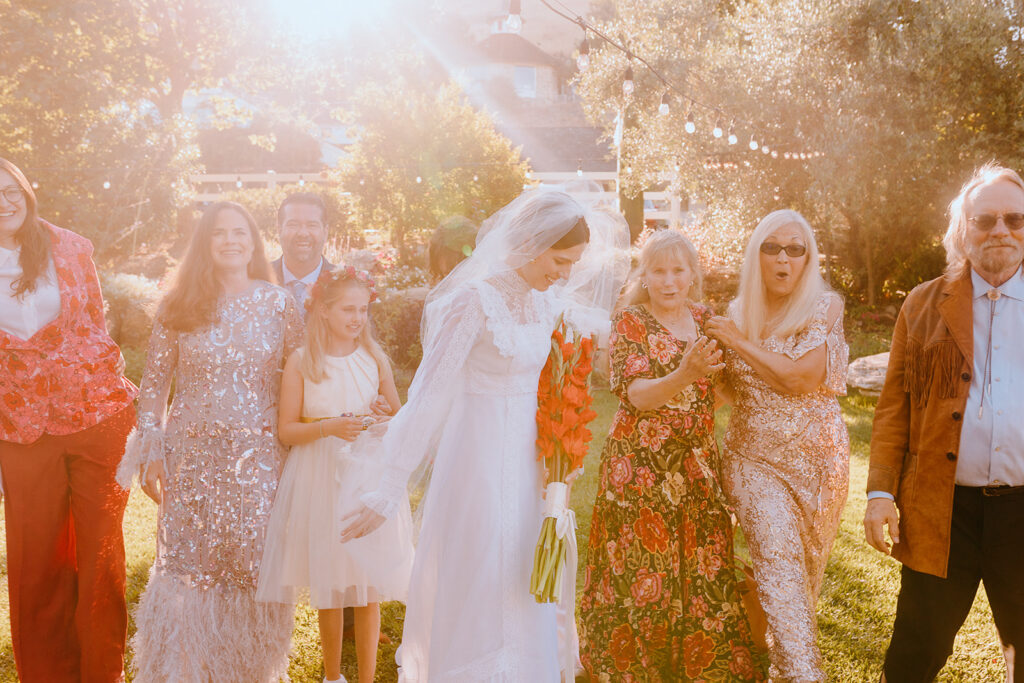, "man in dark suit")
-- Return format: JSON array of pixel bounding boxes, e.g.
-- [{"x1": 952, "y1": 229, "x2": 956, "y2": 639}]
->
[{"x1": 271, "y1": 193, "x2": 333, "y2": 313}]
